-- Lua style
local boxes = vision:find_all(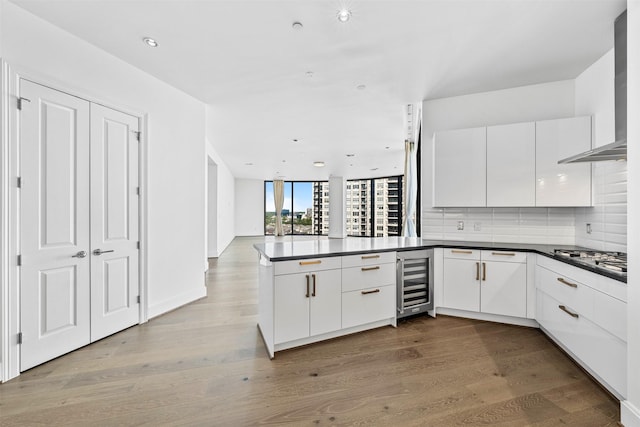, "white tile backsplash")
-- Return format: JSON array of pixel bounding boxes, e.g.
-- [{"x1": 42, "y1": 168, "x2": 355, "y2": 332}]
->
[
  {"x1": 575, "y1": 161, "x2": 627, "y2": 252},
  {"x1": 422, "y1": 206, "x2": 575, "y2": 245}
]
